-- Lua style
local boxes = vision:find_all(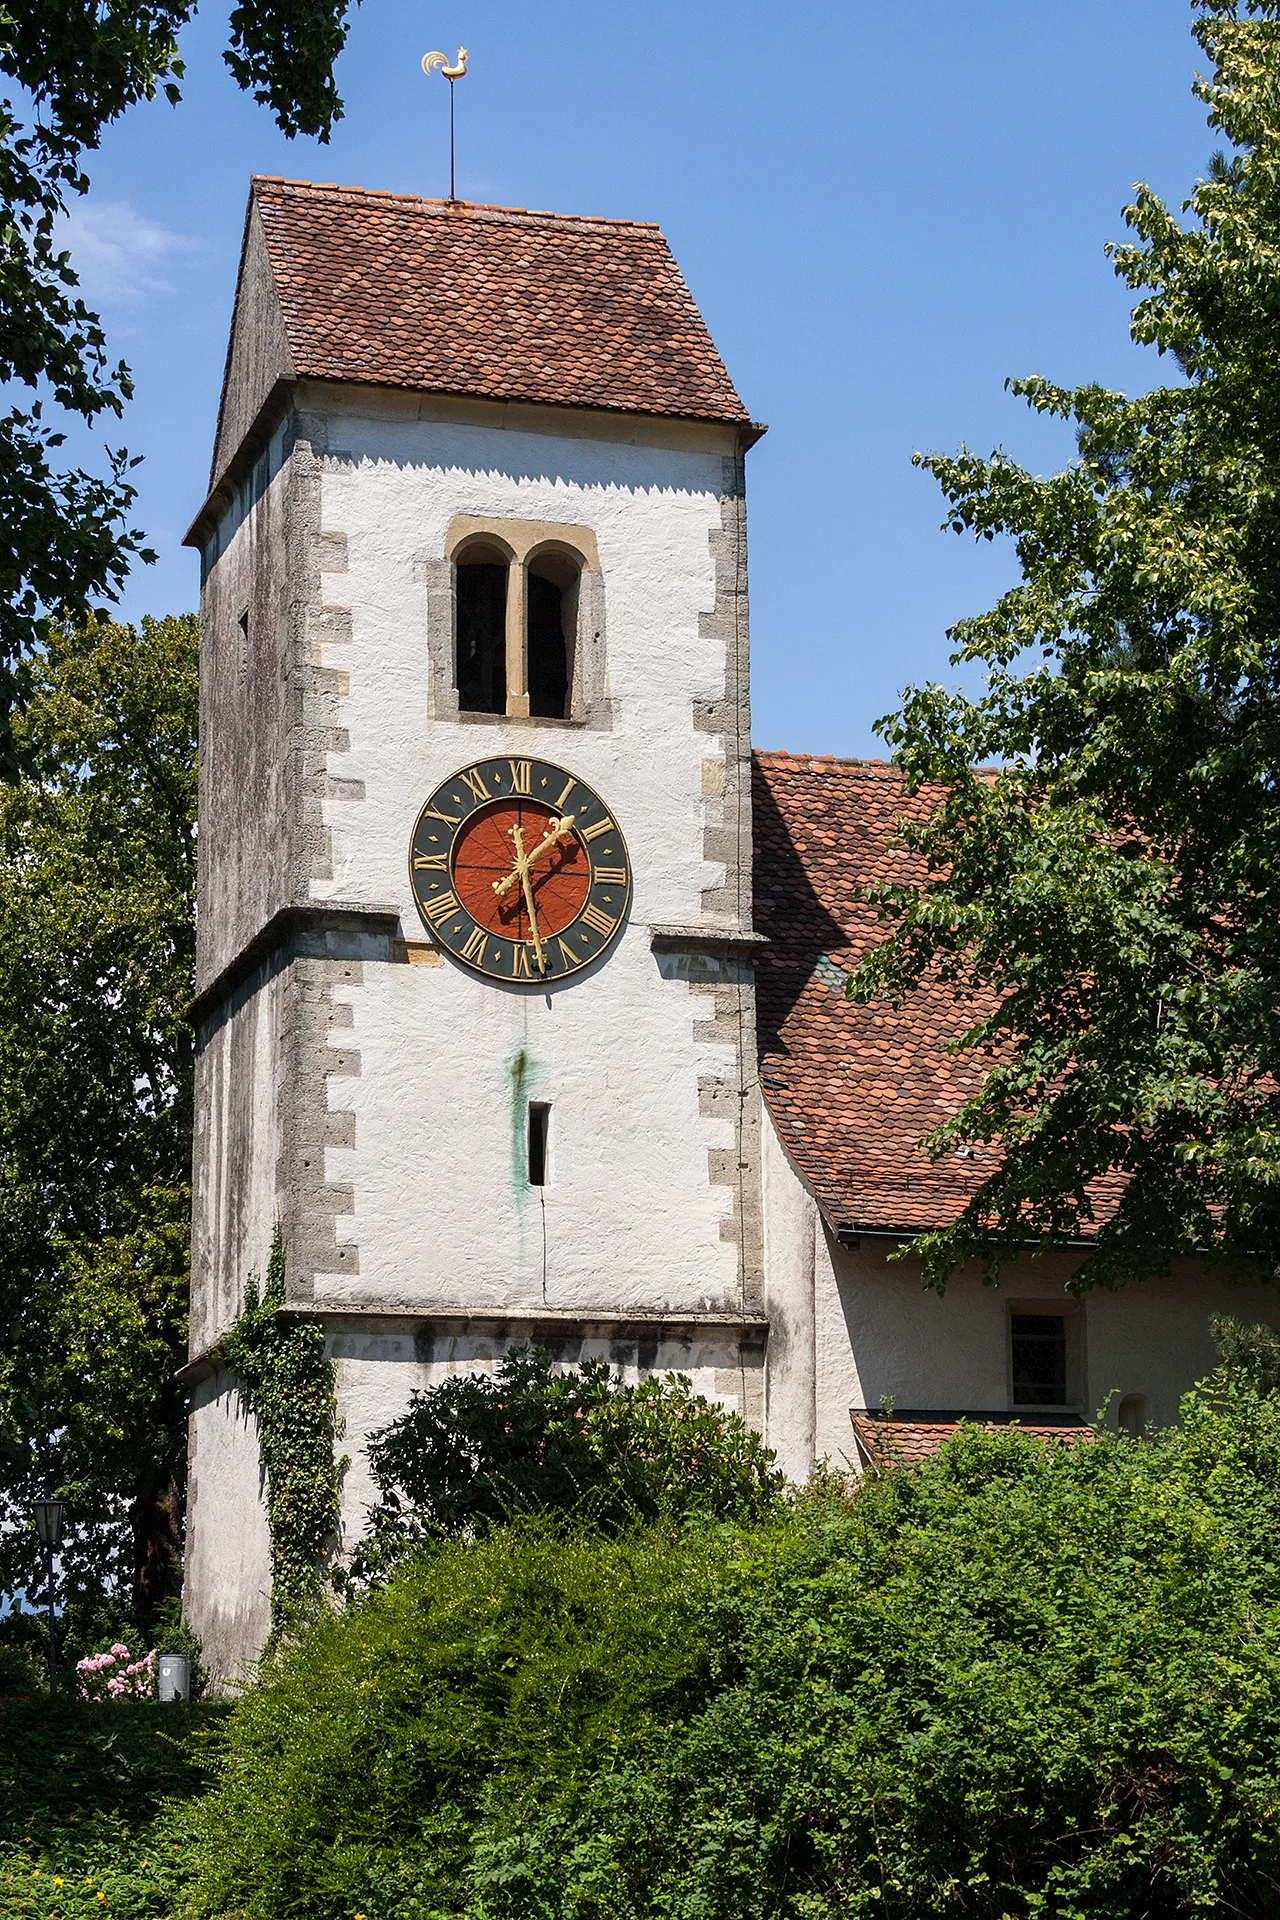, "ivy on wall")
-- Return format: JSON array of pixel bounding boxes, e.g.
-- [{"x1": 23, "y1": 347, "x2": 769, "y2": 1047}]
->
[{"x1": 223, "y1": 1228, "x2": 346, "y2": 1642}]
